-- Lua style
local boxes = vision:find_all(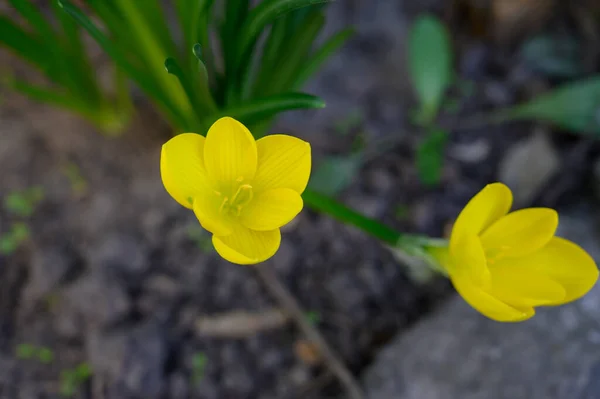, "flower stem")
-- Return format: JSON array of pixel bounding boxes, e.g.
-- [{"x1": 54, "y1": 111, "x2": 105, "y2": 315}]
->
[{"x1": 301, "y1": 189, "x2": 401, "y2": 245}]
